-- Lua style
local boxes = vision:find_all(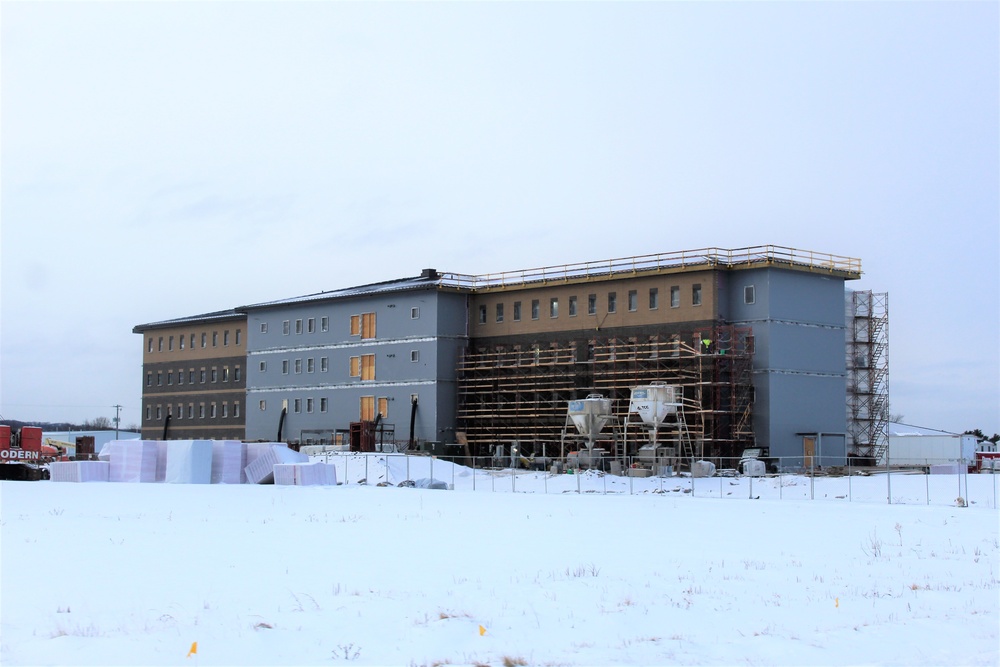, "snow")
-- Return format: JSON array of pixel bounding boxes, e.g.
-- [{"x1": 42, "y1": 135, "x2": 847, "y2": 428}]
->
[{"x1": 2, "y1": 455, "x2": 998, "y2": 666}]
